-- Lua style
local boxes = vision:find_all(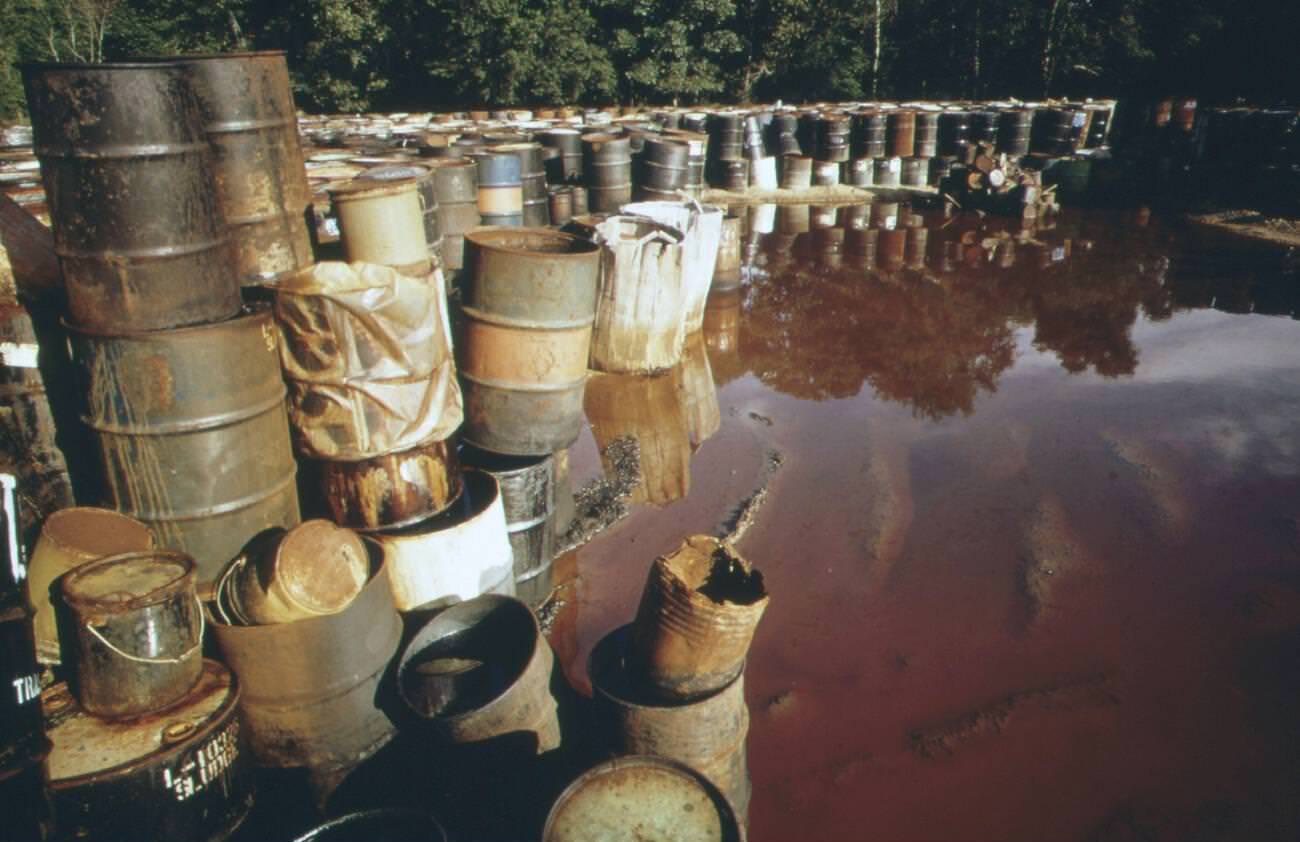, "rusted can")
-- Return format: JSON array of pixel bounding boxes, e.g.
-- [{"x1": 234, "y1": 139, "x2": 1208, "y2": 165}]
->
[
  {"x1": 294, "y1": 809, "x2": 448, "y2": 842},
  {"x1": 779, "y1": 155, "x2": 812, "y2": 190},
  {"x1": 887, "y1": 110, "x2": 916, "y2": 158},
  {"x1": 208, "y1": 540, "x2": 399, "y2": 789},
  {"x1": 373, "y1": 469, "x2": 515, "y2": 611},
  {"x1": 585, "y1": 215, "x2": 687, "y2": 374},
  {"x1": 316, "y1": 436, "x2": 463, "y2": 532},
  {"x1": 495, "y1": 142, "x2": 550, "y2": 226},
  {"x1": 628, "y1": 535, "x2": 767, "y2": 700},
  {"x1": 70, "y1": 306, "x2": 301, "y2": 583},
  {"x1": 329, "y1": 178, "x2": 431, "y2": 275},
  {"x1": 22, "y1": 62, "x2": 240, "y2": 331},
  {"x1": 459, "y1": 445, "x2": 555, "y2": 608},
  {"x1": 459, "y1": 228, "x2": 600, "y2": 455},
  {"x1": 583, "y1": 134, "x2": 633, "y2": 212},
  {"x1": 358, "y1": 163, "x2": 442, "y2": 263},
  {"x1": 43, "y1": 659, "x2": 253, "y2": 842},
  {"x1": 846, "y1": 227, "x2": 878, "y2": 265},
  {"x1": 618, "y1": 201, "x2": 723, "y2": 335},
  {"x1": 59, "y1": 550, "x2": 203, "y2": 719},
  {"x1": 590, "y1": 625, "x2": 752, "y2": 824},
  {"x1": 713, "y1": 215, "x2": 742, "y2": 292},
  {"x1": 221, "y1": 520, "x2": 368, "y2": 625},
  {"x1": 28, "y1": 507, "x2": 155, "y2": 665},
  {"x1": 543, "y1": 756, "x2": 744, "y2": 842},
  {"x1": 811, "y1": 161, "x2": 840, "y2": 186},
  {"x1": 397, "y1": 594, "x2": 560, "y2": 753},
  {"x1": 181, "y1": 52, "x2": 314, "y2": 286},
  {"x1": 584, "y1": 369, "x2": 690, "y2": 507}
]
